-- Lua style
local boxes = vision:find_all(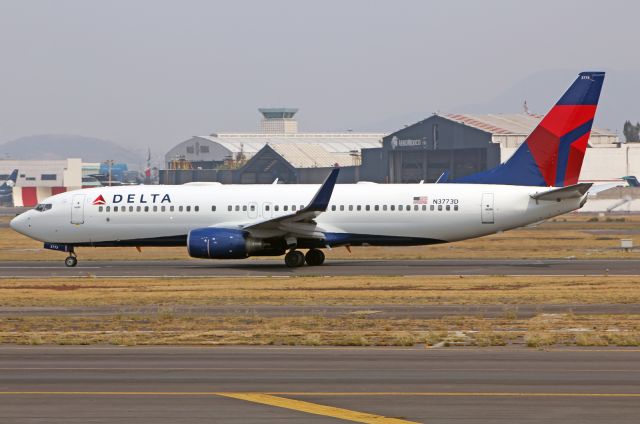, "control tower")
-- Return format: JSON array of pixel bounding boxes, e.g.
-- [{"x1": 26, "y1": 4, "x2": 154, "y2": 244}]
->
[{"x1": 258, "y1": 108, "x2": 299, "y2": 134}]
